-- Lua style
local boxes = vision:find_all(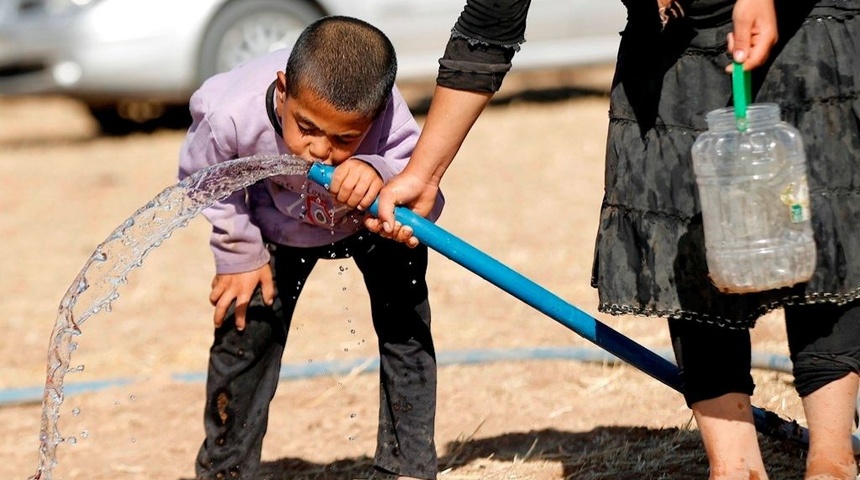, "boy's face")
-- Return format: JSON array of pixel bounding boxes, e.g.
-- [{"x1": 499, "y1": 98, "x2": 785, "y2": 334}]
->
[{"x1": 274, "y1": 71, "x2": 373, "y2": 165}]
